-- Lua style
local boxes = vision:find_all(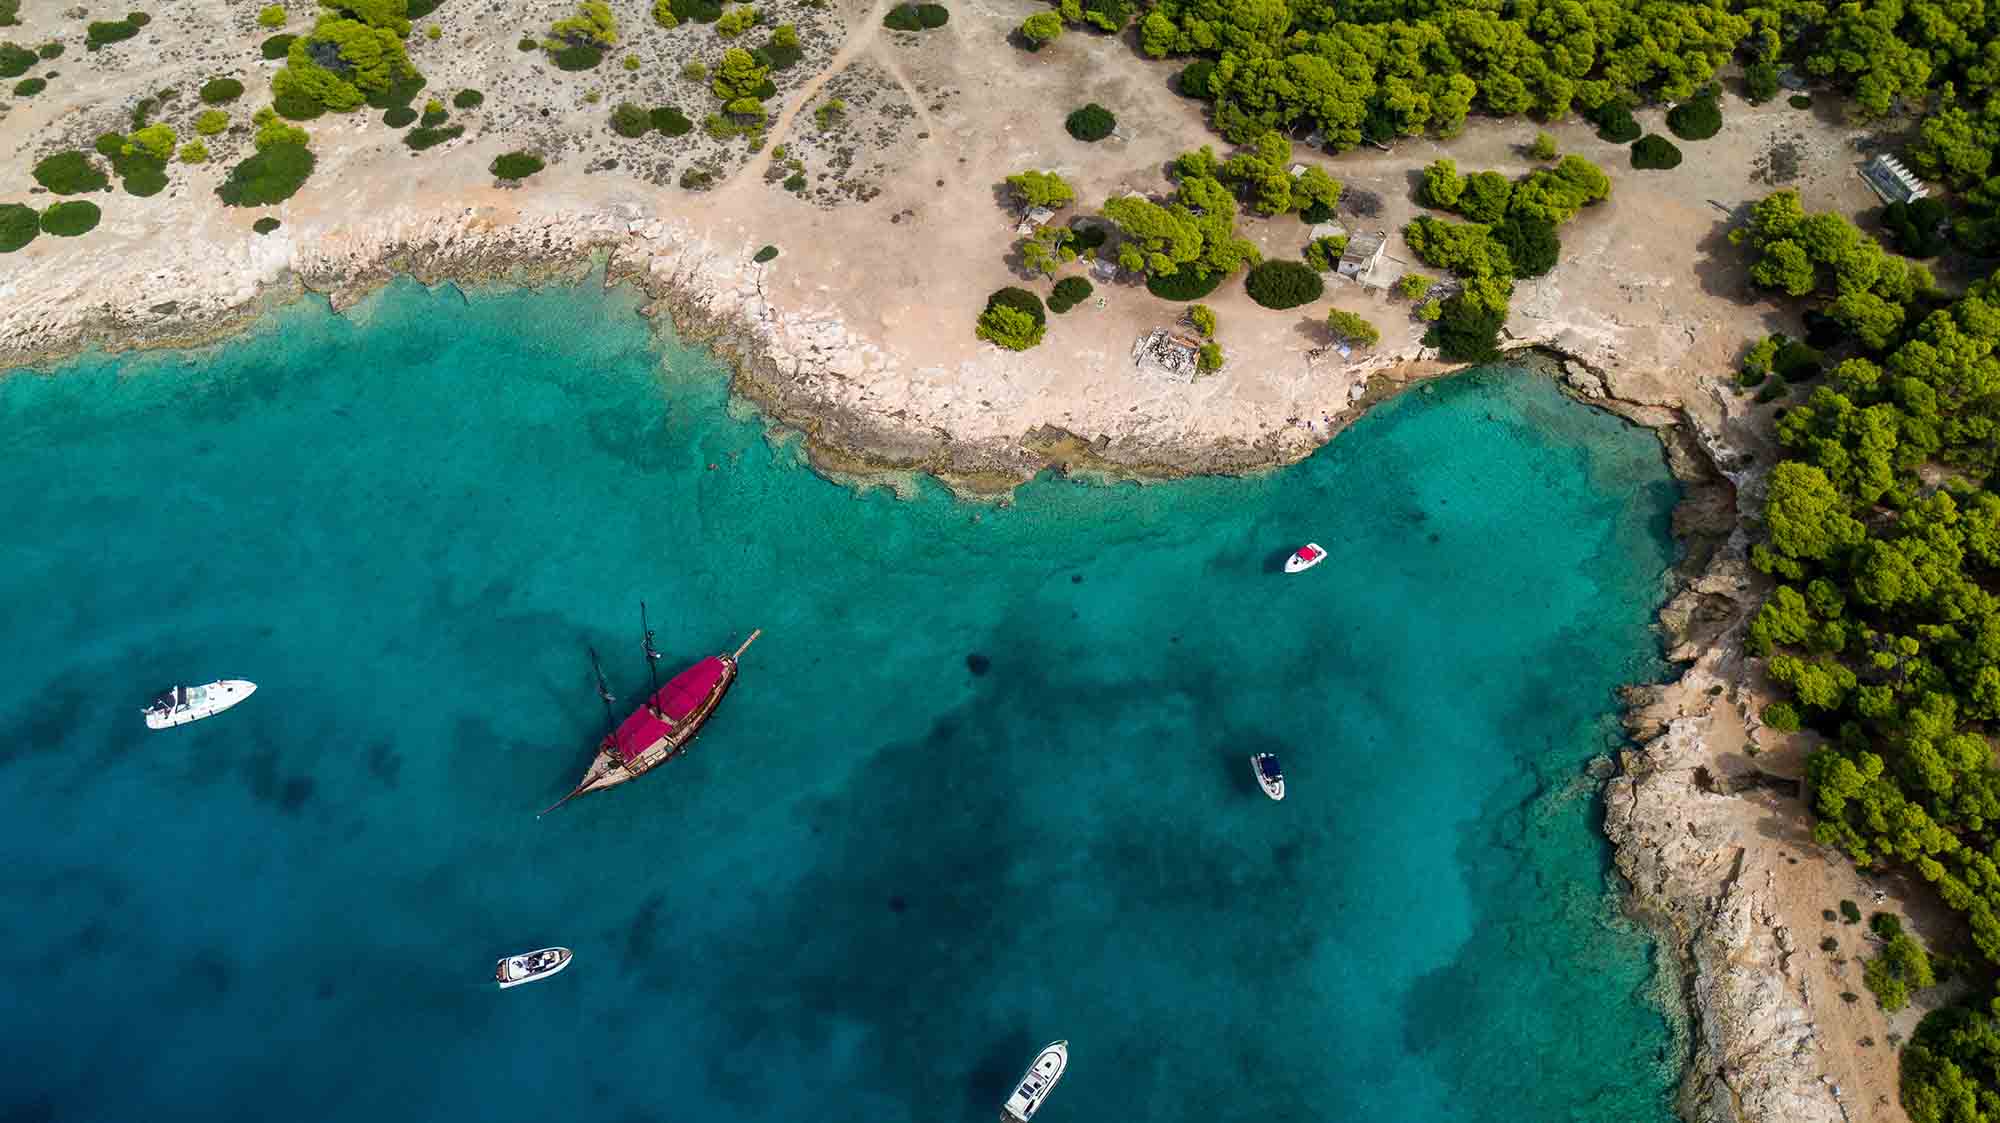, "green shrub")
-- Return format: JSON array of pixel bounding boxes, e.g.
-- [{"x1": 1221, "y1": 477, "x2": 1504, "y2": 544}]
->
[
  {"x1": 195, "y1": 109, "x2": 229, "y2": 135},
  {"x1": 1744, "y1": 62, "x2": 1779, "y2": 103},
  {"x1": 1178, "y1": 60, "x2": 1216, "y2": 99},
  {"x1": 86, "y1": 18, "x2": 143, "y2": 49},
  {"x1": 651, "y1": 105, "x2": 693, "y2": 135},
  {"x1": 1049, "y1": 275, "x2": 1093, "y2": 312},
  {"x1": 976, "y1": 287, "x2": 1047, "y2": 350},
  {"x1": 406, "y1": 0, "x2": 441, "y2": 16},
  {"x1": 1841, "y1": 899, "x2": 1862, "y2": 923},
  {"x1": 12, "y1": 75, "x2": 42, "y2": 95},
  {"x1": 783, "y1": 172, "x2": 805, "y2": 190},
  {"x1": 1146, "y1": 269, "x2": 1223, "y2": 300},
  {"x1": 1021, "y1": 11, "x2": 1061, "y2": 46},
  {"x1": 1065, "y1": 103, "x2": 1115, "y2": 142},
  {"x1": 1396, "y1": 272, "x2": 1434, "y2": 301},
  {"x1": 715, "y1": 4, "x2": 755, "y2": 36},
  {"x1": 517, "y1": 36, "x2": 539, "y2": 50},
  {"x1": 0, "y1": 0, "x2": 16, "y2": 25},
  {"x1": 39, "y1": 199, "x2": 101, "y2": 236},
  {"x1": 111, "y1": 152, "x2": 166, "y2": 196},
  {"x1": 1188, "y1": 303, "x2": 1215, "y2": 336},
  {"x1": 216, "y1": 141, "x2": 313, "y2": 205},
  {"x1": 1666, "y1": 97, "x2": 1721, "y2": 140},
  {"x1": 916, "y1": 3, "x2": 947, "y2": 26},
  {"x1": 1788, "y1": 94, "x2": 1812, "y2": 109},
  {"x1": 1761, "y1": 701, "x2": 1802, "y2": 731},
  {"x1": 0, "y1": 41, "x2": 33, "y2": 76},
  {"x1": 0, "y1": 202, "x2": 37, "y2": 252},
  {"x1": 177, "y1": 140, "x2": 208, "y2": 163},
  {"x1": 403, "y1": 124, "x2": 463, "y2": 149},
  {"x1": 273, "y1": 91, "x2": 325, "y2": 120},
  {"x1": 671, "y1": 0, "x2": 723, "y2": 21},
  {"x1": 253, "y1": 216, "x2": 281, "y2": 234},
  {"x1": 552, "y1": 44, "x2": 603, "y2": 69},
  {"x1": 37, "y1": 42, "x2": 62, "y2": 59},
  {"x1": 1198, "y1": 341, "x2": 1223, "y2": 371},
  {"x1": 93, "y1": 132, "x2": 125, "y2": 157},
  {"x1": 258, "y1": 4, "x2": 287, "y2": 28},
  {"x1": 1325, "y1": 308, "x2": 1380, "y2": 346},
  {"x1": 261, "y1": 33, "x2": 296, "y2": 59},
  {"x1": 754, "y1": 244, "x2": 779, "y2": 263},
  {"x1": 200, "y1": 77, "x2": 244, "y2": 104},
  {"x1": 1528, "y1": 131, "x2": 1558, "y2": 160},
  {"x1": 1883, "y1": 197, "x2": 1949, "y2": 258},
  {"x1": 1492, "y1": 214, "x2": 1560, "y2": 277},
  {"x1": 883, "y1": 3, "x2": 921, "y2": 29},
  {"x1": 1245, "y1": 259, "x2": 1323, "y2": 309},
  {"x1": 363, "y1": 72, "x2": 426, "y2": 111},
  {"x1": 419, "y1": 102, "x2": 448, "y2": 127},
  {"x1": 451, "y1": 88, "x2": 482, "y2": 110},
  {"x1": 491, "y1": 151, "x2": 544, "y2": 179},
  {"x1": 33, "y1": 151, "x2": 108, "y2": 194},
  {"x1": 1429, "y1": 293, "x2": 1506, "y2": 360},
  {"x1": 611, "y1": 101, "x2": 650, "y2": 137},
  {"x1": 680, "y1": 166, "x2": 716, "y2": 189},
  {"x1": 129, "y1": 11, "x2": 152, "y2": 25},
  {"x1": 1630, "y1": 134, "x2": 1682, "y2": 170},
  {"x1": 124, "y1": 123, "x2": 175, "y2": 160},
  {"x1": 383, "y1": 105, "x2": 416, "y2": 127},
  {"x1": 1595, "y1": 103, "x2": 1640, "y2": 143},
  {"x1": 987, "y1": 286, "x2": 1045, "y2": 325}
]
